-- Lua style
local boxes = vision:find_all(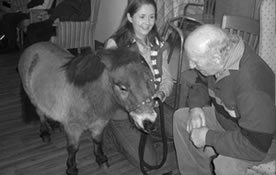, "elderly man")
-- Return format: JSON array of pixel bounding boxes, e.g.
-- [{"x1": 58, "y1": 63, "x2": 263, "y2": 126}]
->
[{"x1": 173, "y1": 24, "x2": 276, "y2": 175}]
